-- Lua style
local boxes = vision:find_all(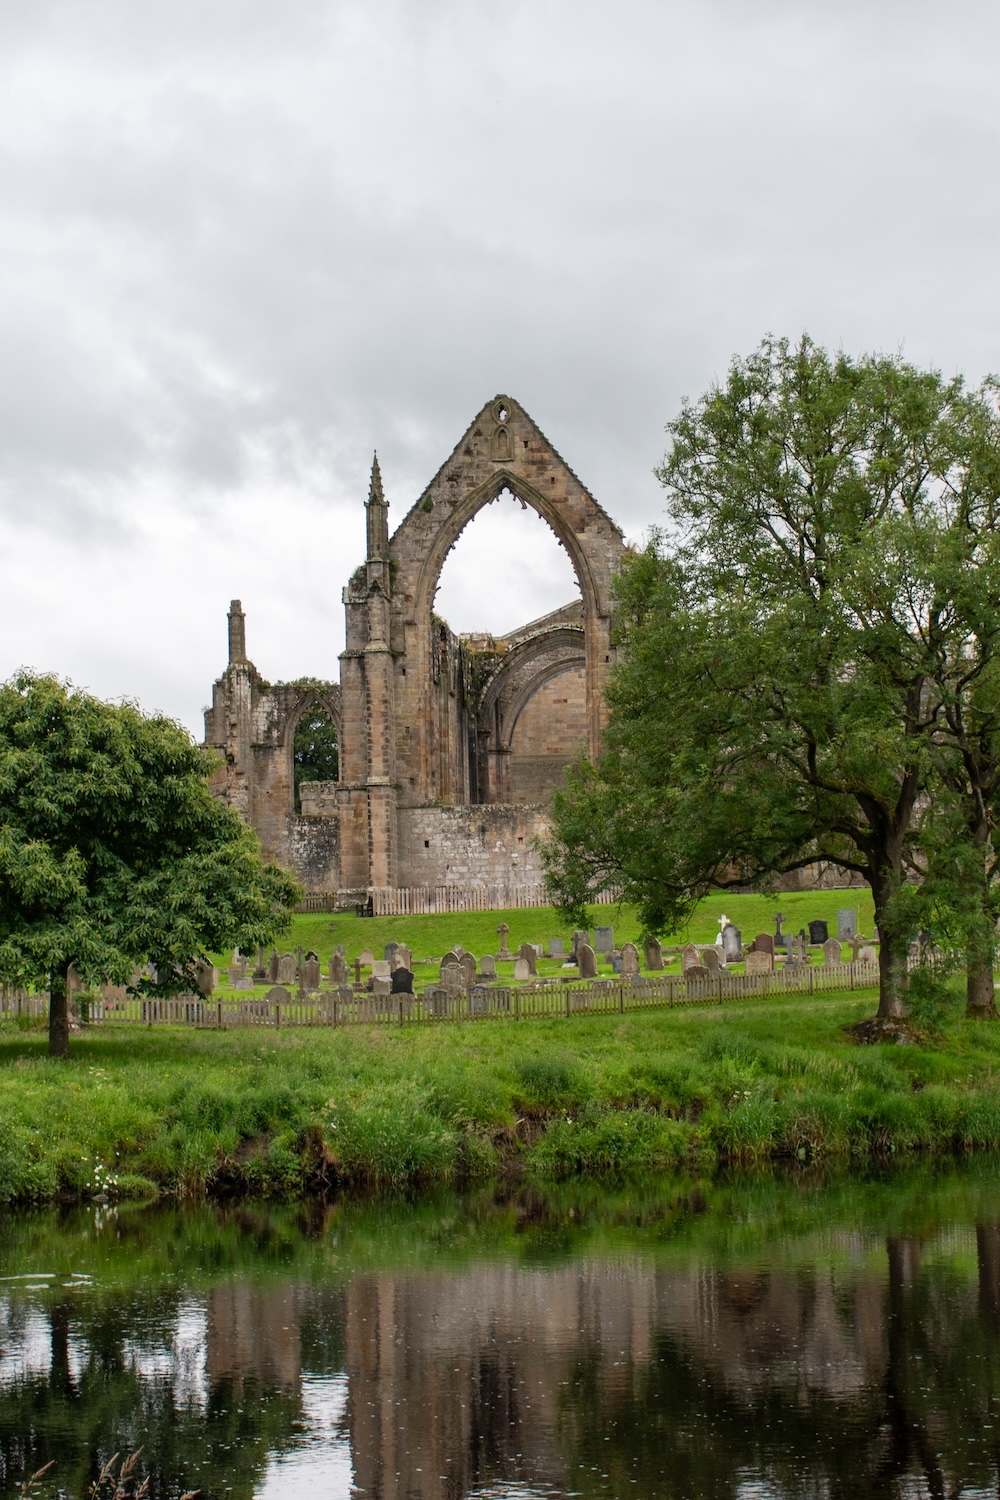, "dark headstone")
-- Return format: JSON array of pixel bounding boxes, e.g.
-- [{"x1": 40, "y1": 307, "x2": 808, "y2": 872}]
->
[
  {"x1": 594, "y1": 925, "x2": 614, "y2": 953},
  {"x1": 643, "y1": 937, "x2": 663, "y2": 970},
  {"x1": 754, "y1": 933, "x2": 775, "y2": 956},
  {"x1": 809, "y1": 920, "x2": 828, "y2": 945},
  {"x1": 837, "y1": 908, "x2": 857, "y2": 940},
  {"x1": 391, "y1": 967, "x2": 414, "y2": 994}
]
